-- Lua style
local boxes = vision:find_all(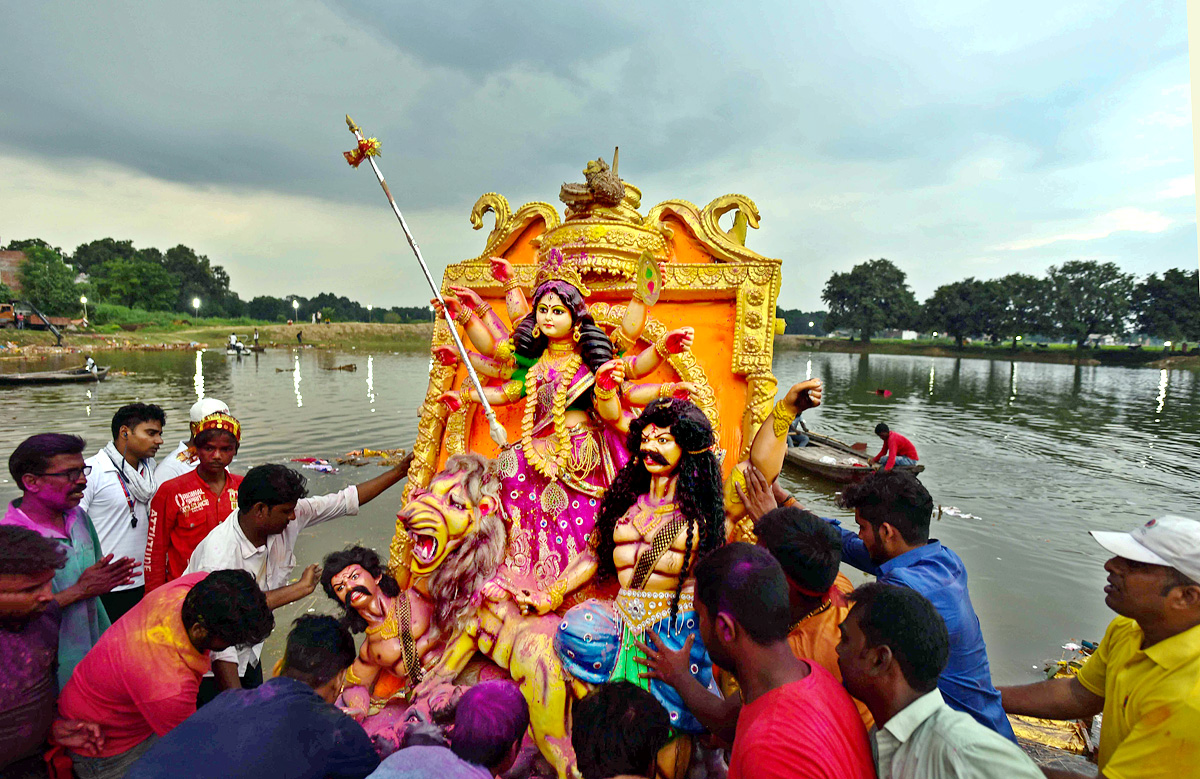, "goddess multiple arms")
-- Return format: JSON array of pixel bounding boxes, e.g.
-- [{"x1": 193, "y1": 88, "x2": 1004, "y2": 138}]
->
[
  {"x1": 622, "y1": 327, "x2": 694, "y2": 378},
  {"x1": 490, "y1": 257, "x2": 530, "y2": 323},
  {"x1": 432, "y1": 345, "x2": 515, "y2": 380},
  {"x1": 432, "y1": 292, "x2": 497, "y2": 356}
]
